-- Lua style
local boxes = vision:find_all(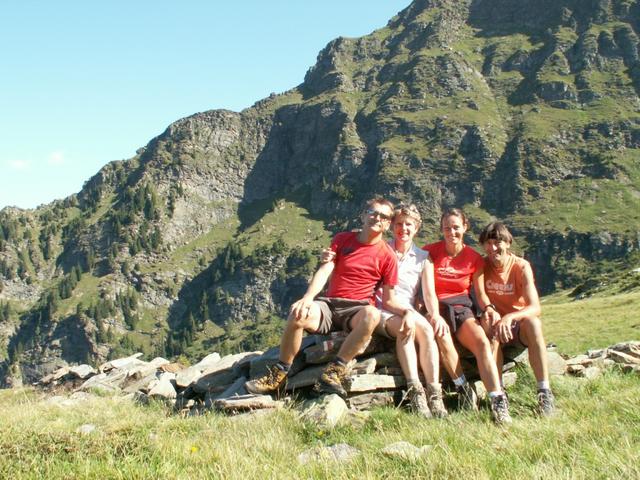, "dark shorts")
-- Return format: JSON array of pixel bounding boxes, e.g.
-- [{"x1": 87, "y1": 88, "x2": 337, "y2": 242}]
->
[
  {"x1": 501, "y1": 320, "x2": 525, "y2": 348},
  {"x1": 314, "y1": 297, "x2": 371, "y2": 335},
  {"x1": 439, "y1": 303, "x2": 476, "y2": 332}
]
